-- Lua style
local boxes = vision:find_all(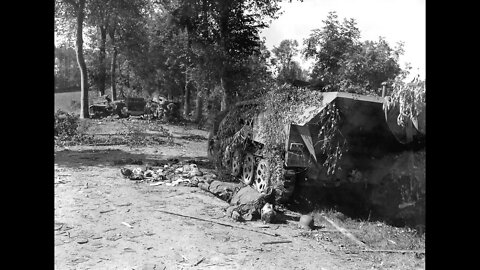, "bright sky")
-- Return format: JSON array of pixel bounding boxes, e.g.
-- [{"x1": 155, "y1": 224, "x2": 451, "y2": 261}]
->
[{"x1": 260, "y1": 0, "x2": 426, "y2": 79}]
